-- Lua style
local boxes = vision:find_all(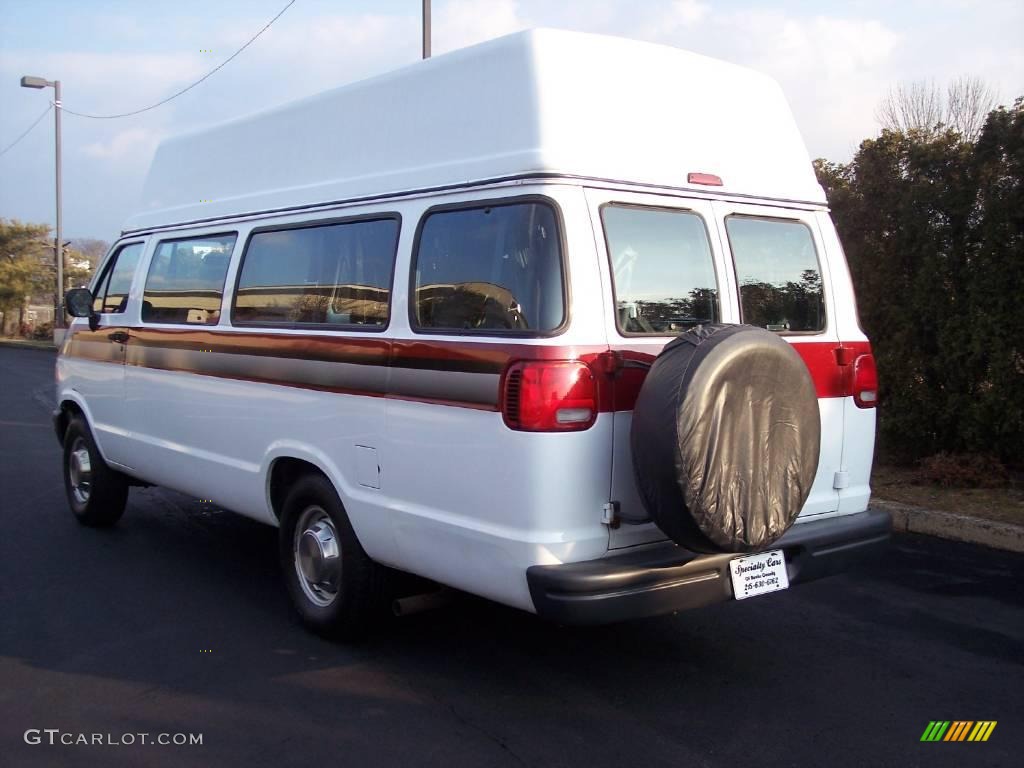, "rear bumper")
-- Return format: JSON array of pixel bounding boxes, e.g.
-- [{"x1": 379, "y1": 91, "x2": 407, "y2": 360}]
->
[{"x1": 527, "y1": 508, "x2": 891, "y2": 625}]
